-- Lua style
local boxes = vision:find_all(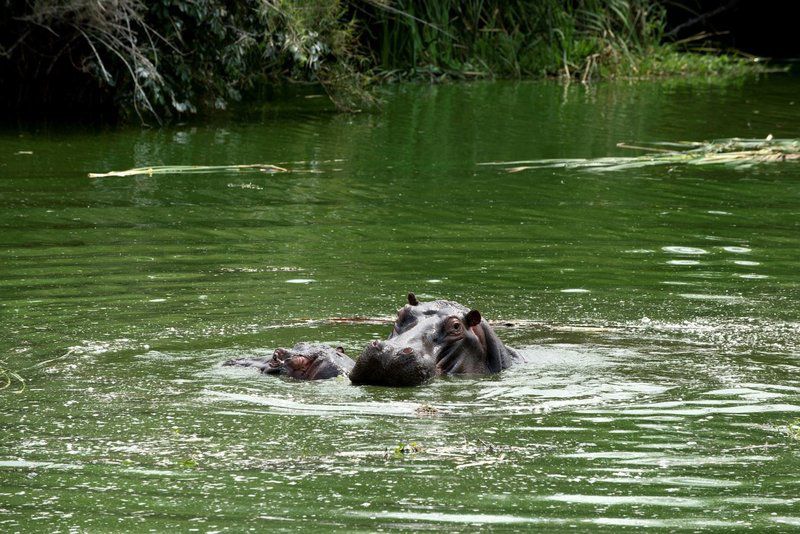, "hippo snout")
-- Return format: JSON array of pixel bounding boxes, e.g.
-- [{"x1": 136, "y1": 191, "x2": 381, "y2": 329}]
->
[{"x1": 349, "y1": 340, "x2": 436, "y2": 387}]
